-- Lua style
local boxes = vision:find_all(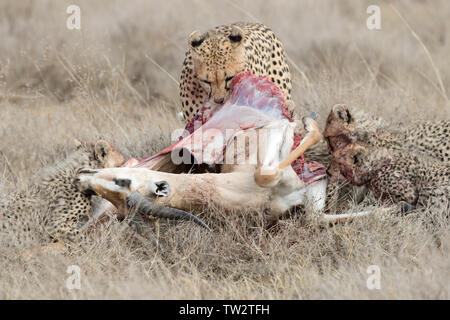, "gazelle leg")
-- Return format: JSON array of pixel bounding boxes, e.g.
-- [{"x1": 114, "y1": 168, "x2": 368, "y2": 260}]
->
[
  {"x1": 304, "y1": 178, "x2": 396, "y2": 223},
  {"x1": 320, "y1": 207, "x2": 395, "y2": 223},
  {"x1": 305, "y1": 178, "x2": 327, "y2": 214}
]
